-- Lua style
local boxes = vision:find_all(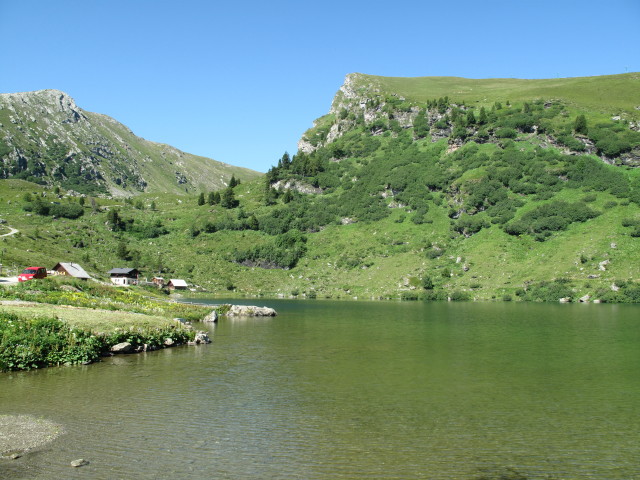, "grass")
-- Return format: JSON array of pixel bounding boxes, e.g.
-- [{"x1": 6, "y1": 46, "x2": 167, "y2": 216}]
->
[
  {"x1": 1, "y1": 175, "x2": 638, "y2": 302},
  {"x1": 0, "y1": 303, "x2": 173, "y2": 333},
  {"x1": 361, "y1": 72, "x2": 640, "y2": 115}
]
